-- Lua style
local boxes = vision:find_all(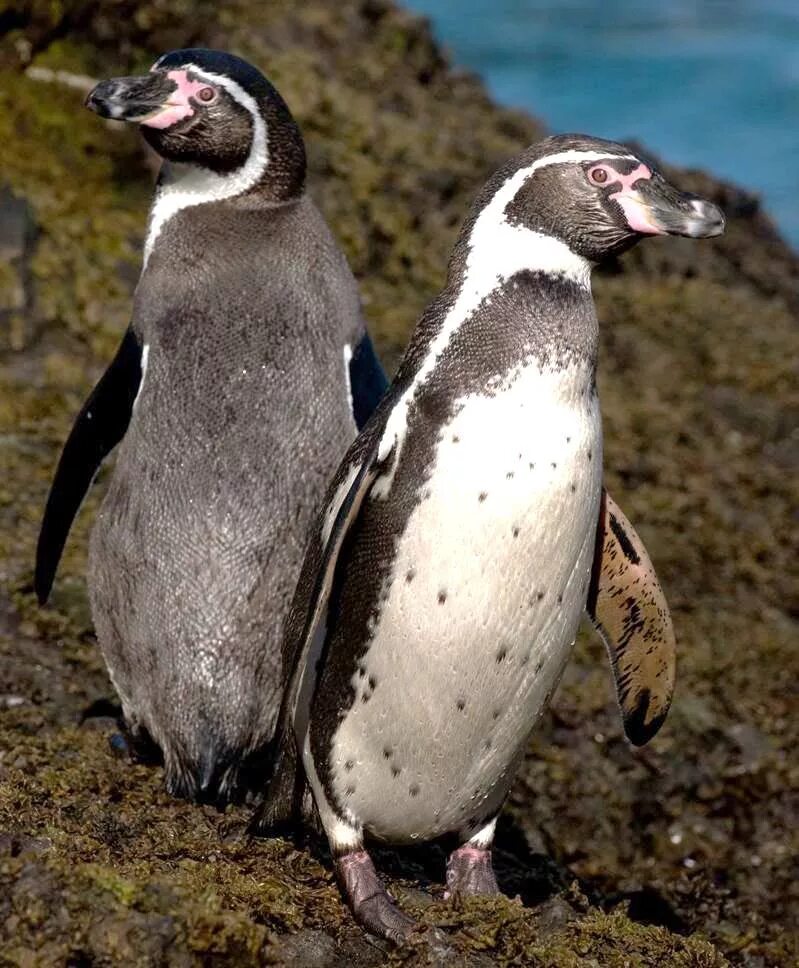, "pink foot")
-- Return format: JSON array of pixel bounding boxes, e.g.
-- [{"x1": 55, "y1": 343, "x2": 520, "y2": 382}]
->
[
  {"x1": 335, "y1": 849, "x2": 416, "y2": 943},
  {"x1": 445, "y1": 844, "x2": 500, "y2": 899}
]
